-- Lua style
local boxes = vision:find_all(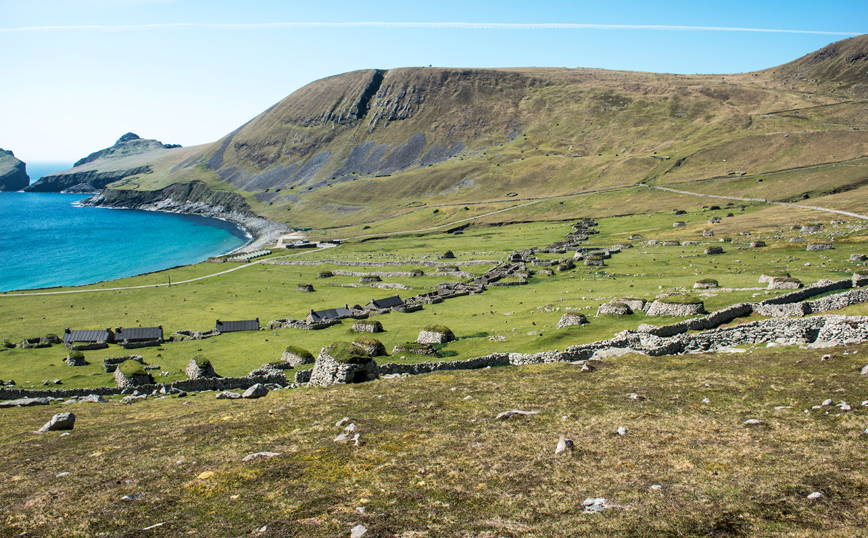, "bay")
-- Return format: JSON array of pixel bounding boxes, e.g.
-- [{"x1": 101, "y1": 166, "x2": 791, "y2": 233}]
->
[{"x1": 0, "y1": 192, "x2": 249, "y2": 292}]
